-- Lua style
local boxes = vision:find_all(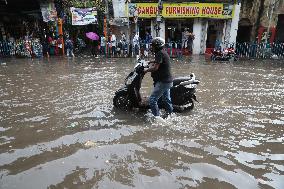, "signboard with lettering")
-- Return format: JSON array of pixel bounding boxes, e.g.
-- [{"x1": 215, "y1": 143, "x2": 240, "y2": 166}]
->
[
  {"x1": 128, "y1": 3, "x2": 234, "y2": 19},
  {"x1": 70, "y1": 7, "x2": 98, "y2": 25},
  {"x1": 40, "y1": 2, "x2": 57, "y2": 22}
]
